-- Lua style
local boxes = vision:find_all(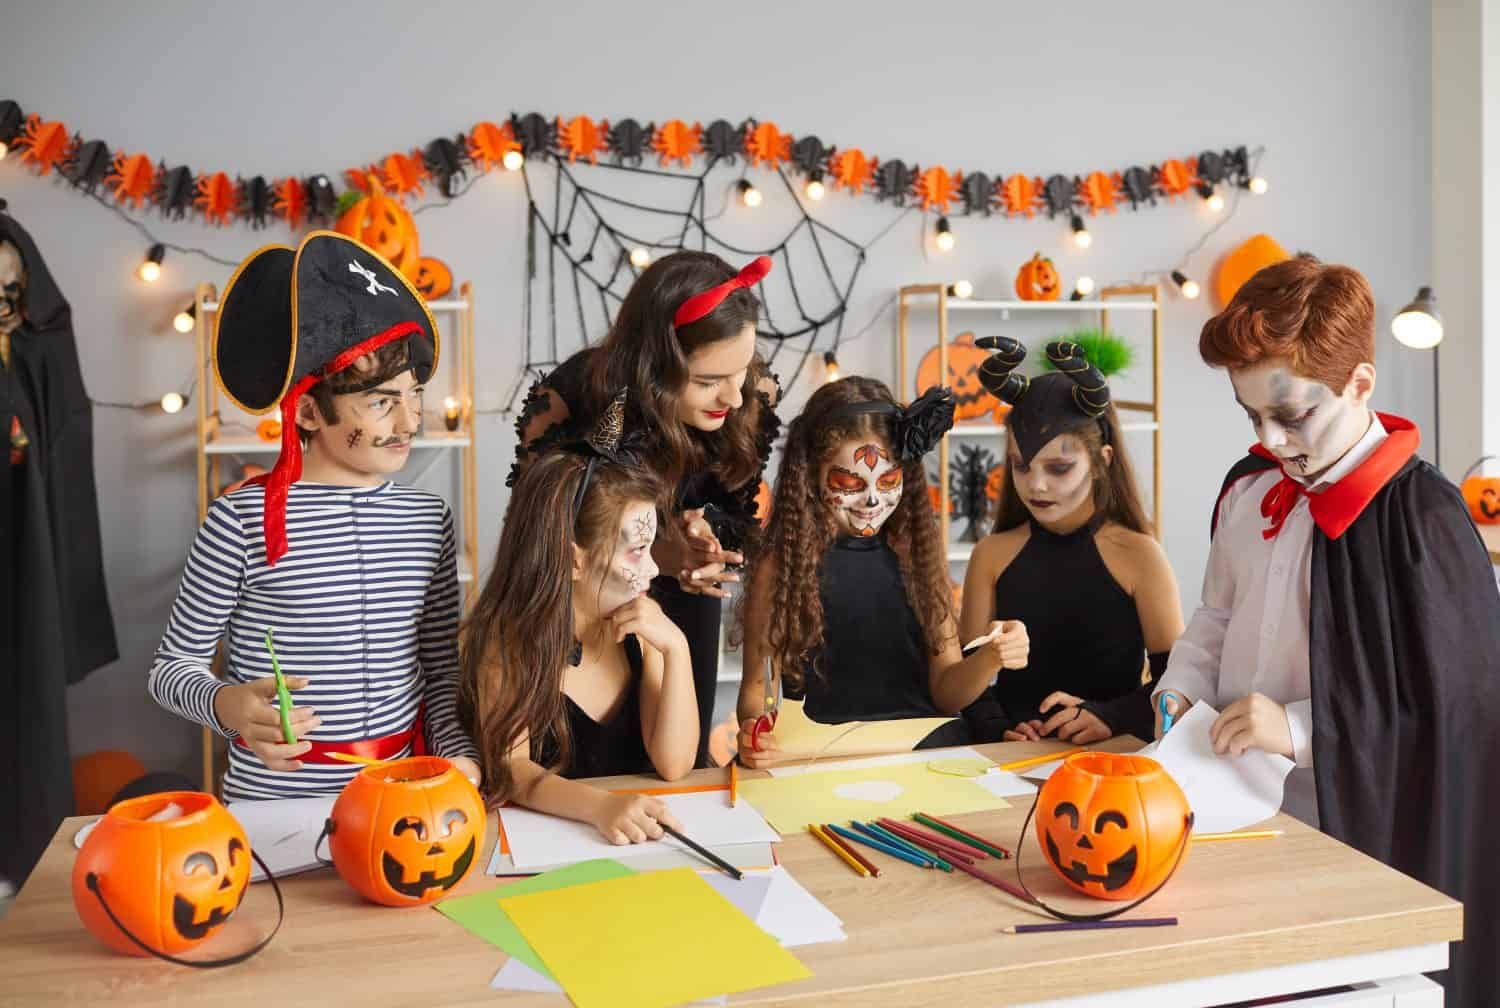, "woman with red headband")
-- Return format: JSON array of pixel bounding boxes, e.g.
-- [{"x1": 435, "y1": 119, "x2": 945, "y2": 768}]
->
[{"x1": 510, "y1": 251, "x2": 780, "y2": 767}]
